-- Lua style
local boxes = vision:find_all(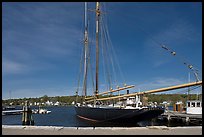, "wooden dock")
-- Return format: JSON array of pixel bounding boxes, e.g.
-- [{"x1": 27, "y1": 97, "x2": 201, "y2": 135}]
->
[
  {"x1": 2, "y1": 110, "x2": 23, "y2": 115},
  {"x1": 158, "y1": 111, "x2": 202, "y2": 125}
]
